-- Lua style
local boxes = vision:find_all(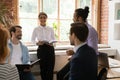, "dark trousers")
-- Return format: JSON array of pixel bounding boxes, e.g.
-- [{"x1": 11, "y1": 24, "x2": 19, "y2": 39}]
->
[
  {"x1": 37, "y1": 44, "x2": 55, "y2": 80},
  {"x1": 57, "y1": 62, "x2": 70, "y2": 80},
  {"x1": 19, "y1": 71, "x2": 35, "y2": 80}
]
